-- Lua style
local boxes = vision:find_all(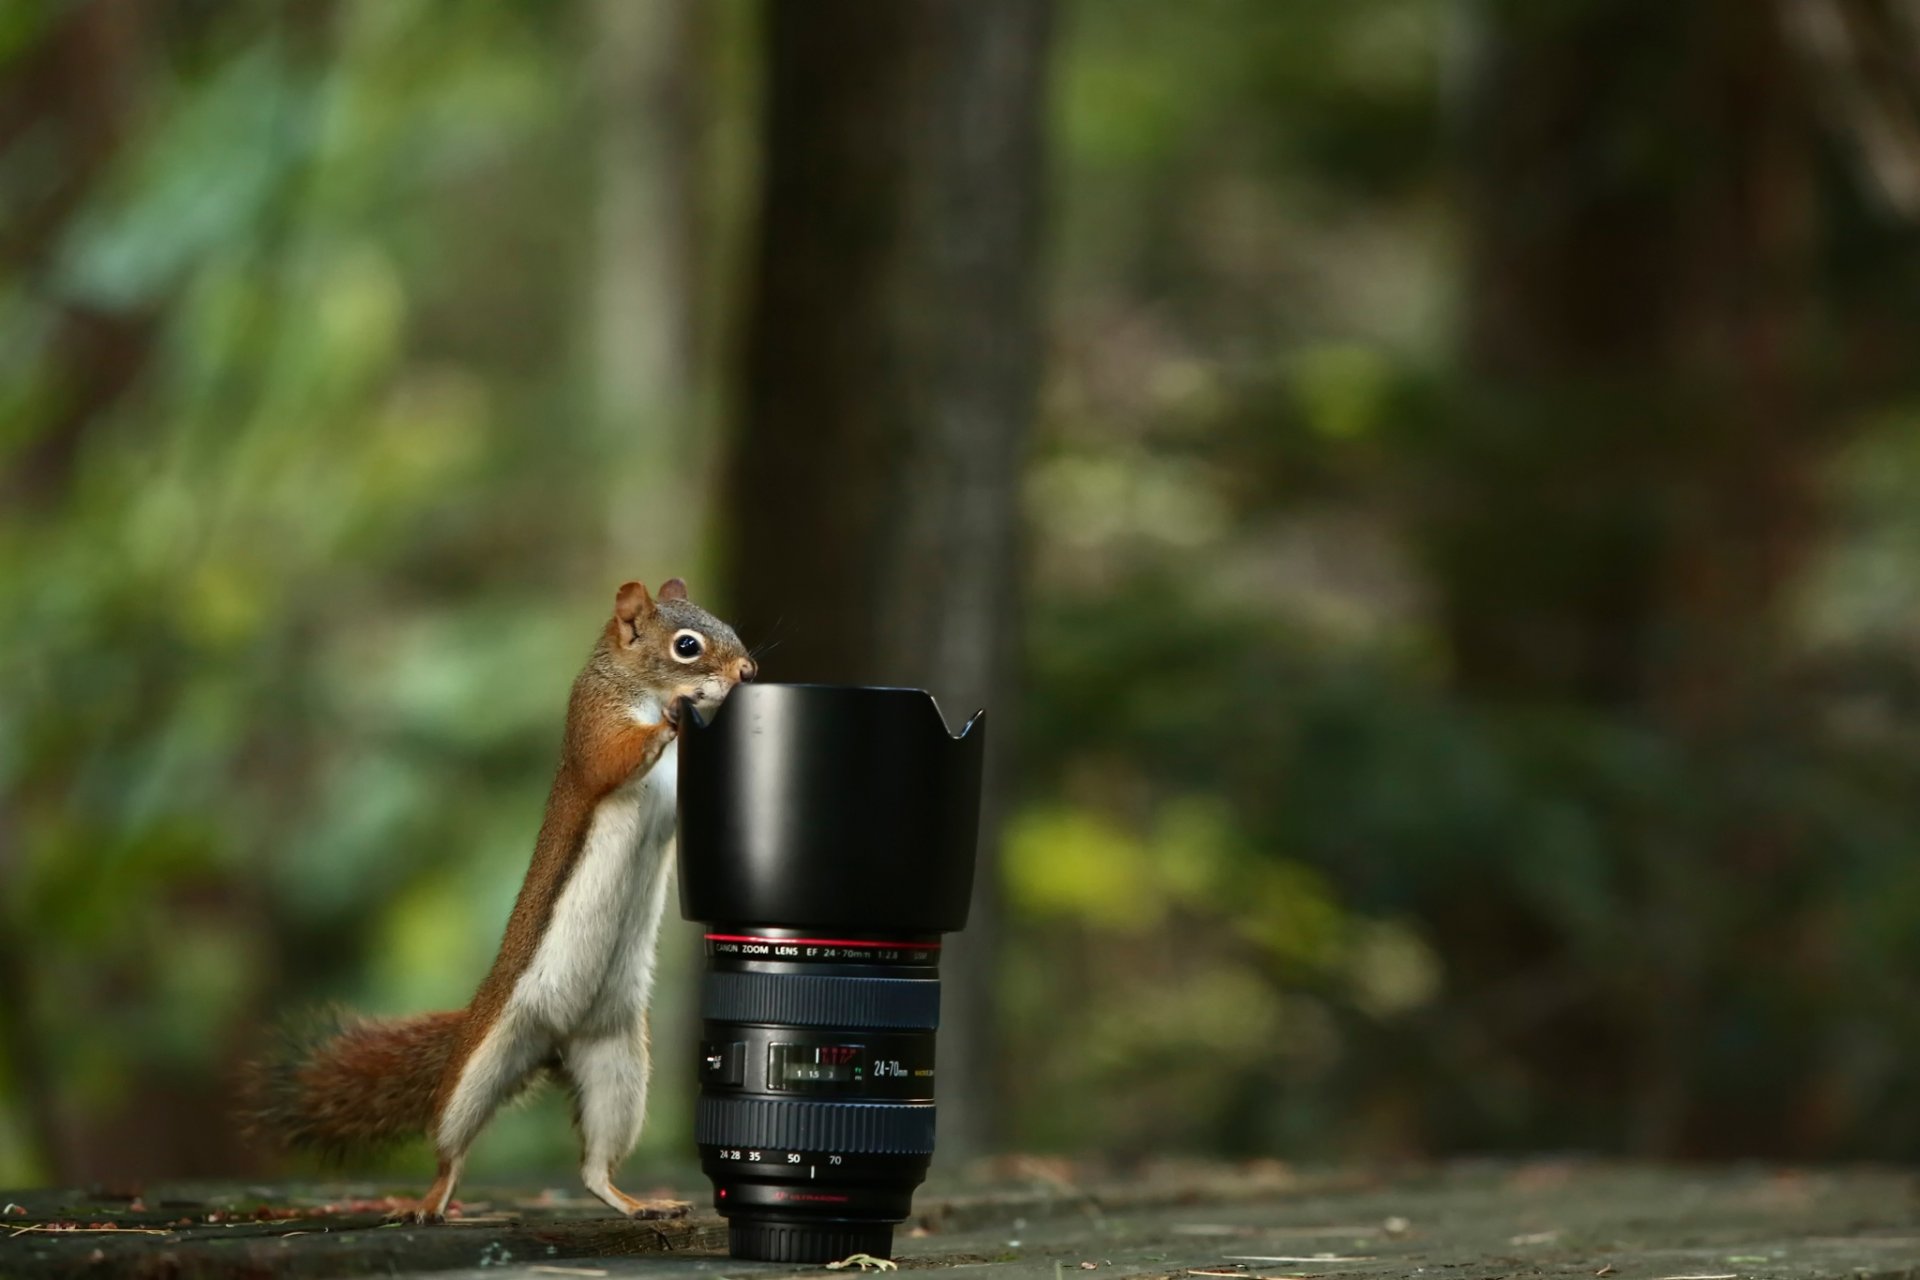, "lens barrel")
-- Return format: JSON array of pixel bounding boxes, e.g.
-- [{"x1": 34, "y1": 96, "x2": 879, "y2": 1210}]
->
[
  {"x1": 678, "y1": 685, "x2": 985, "y2": 1264},
  {"x1": 693, "y1": 926, "x2": 941, "y2": 1262}
]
